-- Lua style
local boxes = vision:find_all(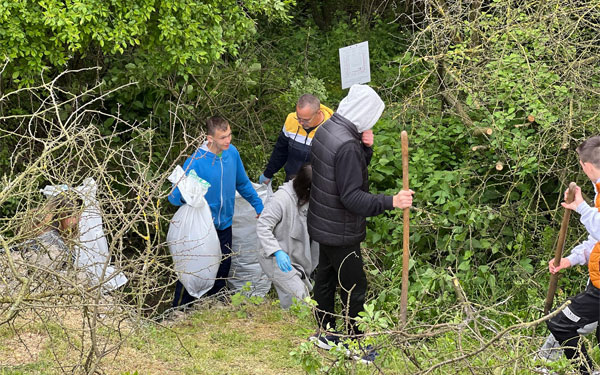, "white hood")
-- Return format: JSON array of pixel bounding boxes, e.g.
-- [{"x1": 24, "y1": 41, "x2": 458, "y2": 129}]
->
[{"x1": 336, "y1": 84, "x2": 385, "y2": 133}]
